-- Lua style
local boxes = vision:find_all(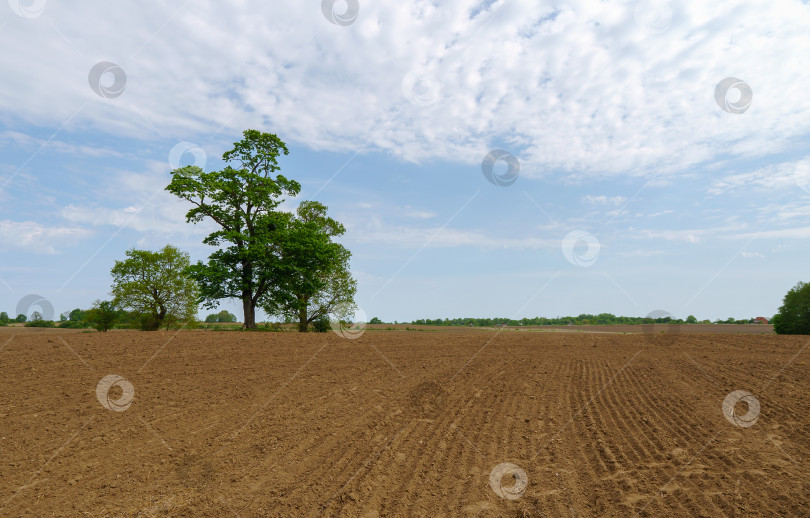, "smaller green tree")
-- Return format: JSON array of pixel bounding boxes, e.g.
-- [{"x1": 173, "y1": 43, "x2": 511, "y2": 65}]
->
[
  {"x1": 111, "y1": 245, "x2": 200, "y2": 331},
  {"x1": 30, "y1": 311, "x2": 42, "y2": 322},
  {"x1": 685, "y1": 315, "x2": 697, "y2": 324},
  {"x1": 0, "y1": 312, "x2": 8, "y2": 324},
  {"x1": 216, "y1": 310, "x2": 237, "y2": 323},
  {"x1": 204, "y1": 313, "x2": 218, "y2": 323},
  {"x1": 260, "y1": 201, "x2": 357, "y2": 332},
  {"x1": 84, "y1": 300, "x2": 118, "y2": 332},
  {"x1": 69, "y1": 308, "x2": 86, "y2": 322},
  {"x1": 774, "y1": 282, "x2": 810, "y2": 335},
  {"x1": 15, "y1": 314, "x2": 26, "y2": 323}
]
